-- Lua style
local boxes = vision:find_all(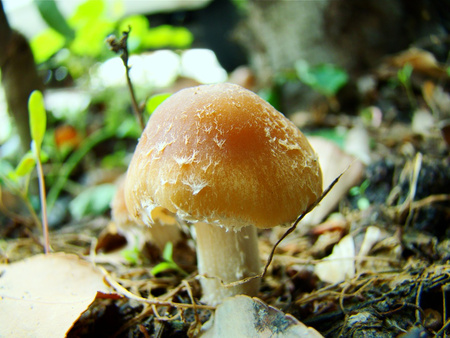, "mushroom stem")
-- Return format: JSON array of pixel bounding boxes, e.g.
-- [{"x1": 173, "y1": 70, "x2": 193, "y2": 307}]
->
[
  {"x1": 146, "y1": 218, "x2": 182, "y2": 251},
  {"x1": 194, "y1": 222, "x2": 261, "y2": 305}
]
